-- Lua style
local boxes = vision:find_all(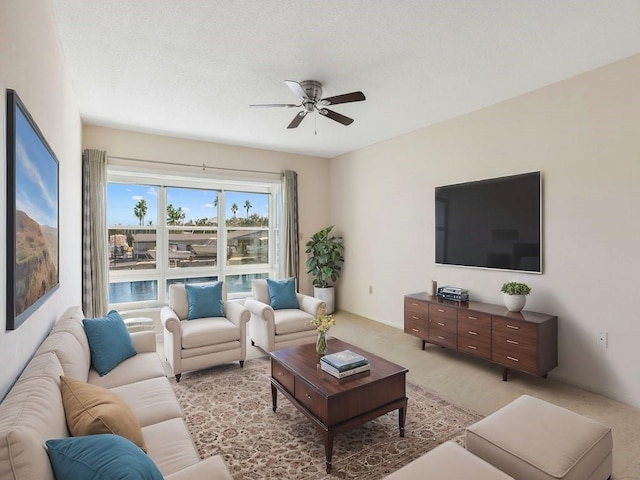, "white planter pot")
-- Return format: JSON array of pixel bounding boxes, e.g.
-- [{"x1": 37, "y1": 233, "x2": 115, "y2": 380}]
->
[
  {"x1": 314, "y1": 287, "x2": 335, "y2": 314},
  {"x1": 503, "y1": 293, "x2": 526, "y2": 312}
]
